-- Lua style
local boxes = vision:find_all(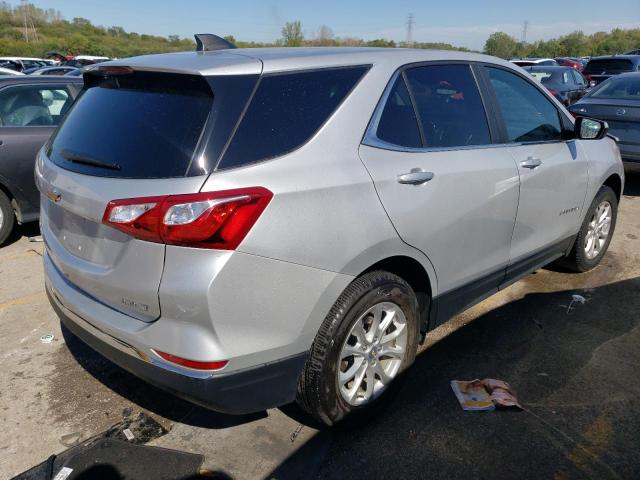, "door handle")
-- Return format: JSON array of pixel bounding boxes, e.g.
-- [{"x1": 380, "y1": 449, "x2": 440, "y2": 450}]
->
[
  {"x1": 397, "y1": 169, "x2": 434, "y2": 185},
  {"x1": 520, "y1": 157, "x2": 542, "y2": 169}
]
